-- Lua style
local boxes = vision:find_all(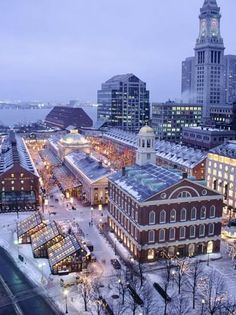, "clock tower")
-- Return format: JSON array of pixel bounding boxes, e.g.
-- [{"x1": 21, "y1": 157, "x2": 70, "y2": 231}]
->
[{"x1": 194, "y1": 0, "x2": 225, "y2": 121}]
